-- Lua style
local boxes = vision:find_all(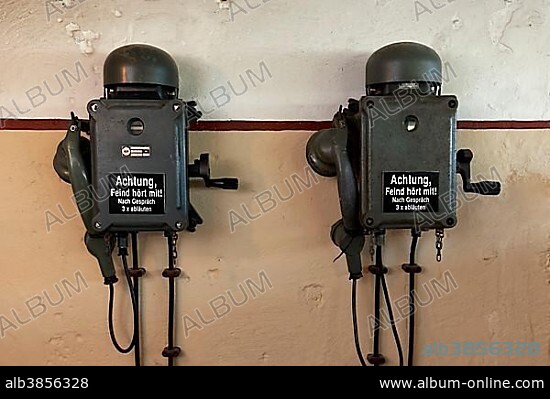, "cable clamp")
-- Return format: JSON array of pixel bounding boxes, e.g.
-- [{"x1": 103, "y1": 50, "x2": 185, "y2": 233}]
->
[
  {"x1": 401, "y1": 263, "x2": 422, "y2": 274},
  {"x1": 367, "y1": 353, "x2": 386, "y2": 366},
  {"x1": 128, "y1": 267, "x2": 147, "y2": 278},
  {"x1": 162, "y1": 268, "x2": 181, "y2": 278},
  {"x1": 162, "y1": 347, "x2": 182, "y2": 359},
  {"x1": 368, "y1": 264, "x2": 388, "y2": 275}
]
